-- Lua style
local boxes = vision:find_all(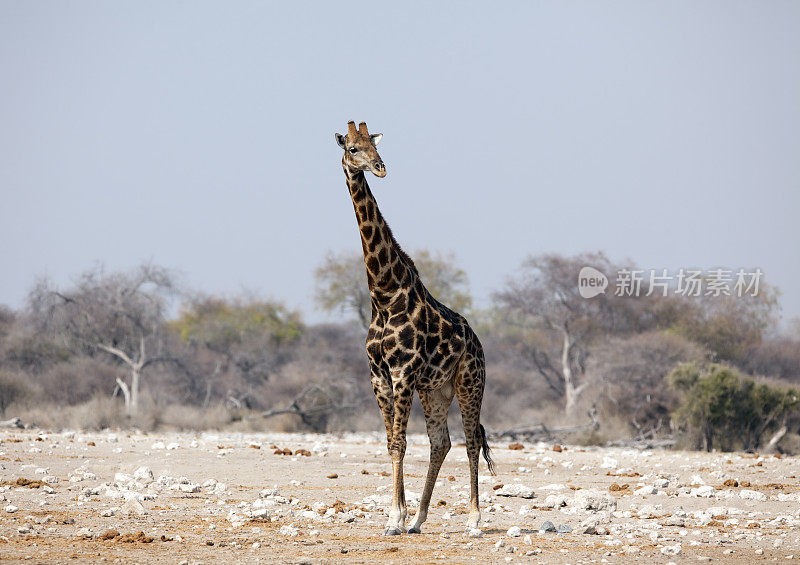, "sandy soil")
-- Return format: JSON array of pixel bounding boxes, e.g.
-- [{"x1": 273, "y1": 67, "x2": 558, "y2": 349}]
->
[{"x1": 0, "y1": 428, "x2": 799, "y2": 564}]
